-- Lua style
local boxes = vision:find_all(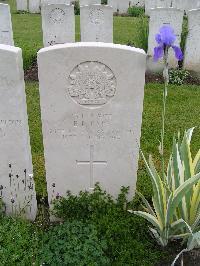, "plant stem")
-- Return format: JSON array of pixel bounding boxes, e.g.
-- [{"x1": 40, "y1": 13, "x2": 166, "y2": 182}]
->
[{"x1": 161, "y1": 47, "x2": 169, "y2": 181}]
